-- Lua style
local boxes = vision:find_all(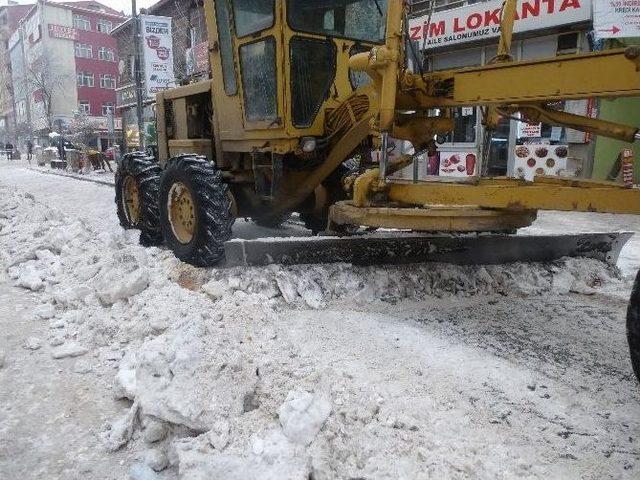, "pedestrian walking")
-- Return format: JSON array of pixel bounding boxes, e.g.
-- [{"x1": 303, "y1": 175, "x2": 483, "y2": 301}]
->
[
  {"x1": 5, "y1": 142, "x2": 14, "y2": 161},
  {"x1": 26, "y1": 140, "x2": 33, "y2": 164}
]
